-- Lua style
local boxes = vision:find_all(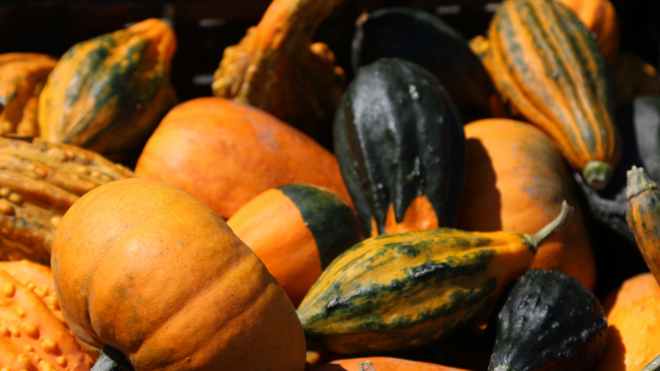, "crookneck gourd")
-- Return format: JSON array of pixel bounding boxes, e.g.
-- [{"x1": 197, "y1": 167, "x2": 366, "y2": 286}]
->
[
  {"x1": 51, "y1": 178, "x2": 306, "y2": 371},
  {"x1": 351, "y1": 7, "x2": 496, "y2": 123},
  {"x1": 487, "y1": 0, "x2": 620, "y2": 189},
  {"x1": 489, "y1": 270, "x2": 607, "y2": 371},
  {"x1": 38, "y1": 18, "x2": 177, "y2": 156},
  {"x1": 0, "y1": 268, "x2": 94, "y2": 370},
  {"x1": 0, "y1": 136, "x2": 135, "y2": 265},
  {"x1": 296, "y1": 202, "x2": 572, "y2": 354},
  {"x1": 0, "y1": 53, "x2": 57, "y2": 137},
  {"x1": 334, "y1": 58, "x2": 465, "y2": 237},
  {"x1": 212, "y1": 0, "x2": 345, "y2": 148},
  {"x1": 457, "y1": 119, "x2": 596, "y2": 290},
  {"x1": 135, "y1": 97, "x2": 352, "y2": 220},
  {"x1": 626, "y1": 166, "x2": 660, "y2": 285},
  {"x1": 227, "y1": 183, "x2": 361, "y2": 307}
]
